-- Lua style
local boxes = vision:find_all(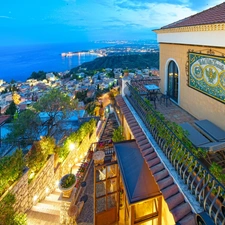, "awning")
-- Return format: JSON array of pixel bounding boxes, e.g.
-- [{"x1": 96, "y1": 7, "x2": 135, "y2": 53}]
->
[{"x1": 114, "y1": 140, "x2": 160, "y2": 204}]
